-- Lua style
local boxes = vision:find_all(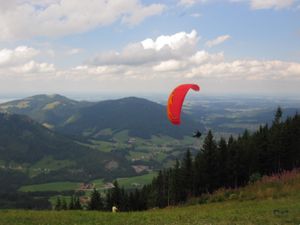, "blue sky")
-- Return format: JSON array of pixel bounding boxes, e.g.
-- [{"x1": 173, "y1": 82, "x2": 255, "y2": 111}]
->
[{"x1": 0, "y1": 0, "x2": 300, "y2": 96}]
